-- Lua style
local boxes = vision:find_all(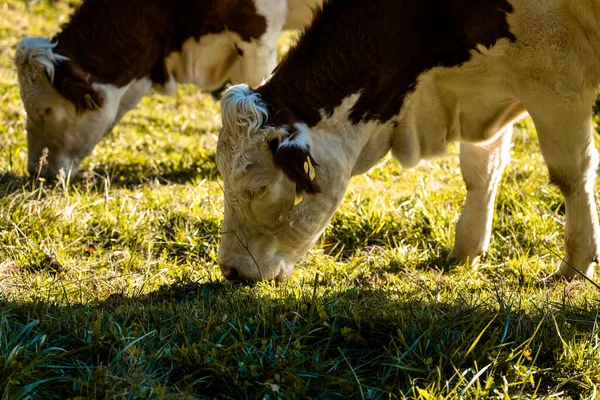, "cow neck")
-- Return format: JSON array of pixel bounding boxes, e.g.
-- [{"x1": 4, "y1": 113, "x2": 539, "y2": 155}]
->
[{"x1": 257, "y1": 0, "x2": 515, "y2": 129}]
